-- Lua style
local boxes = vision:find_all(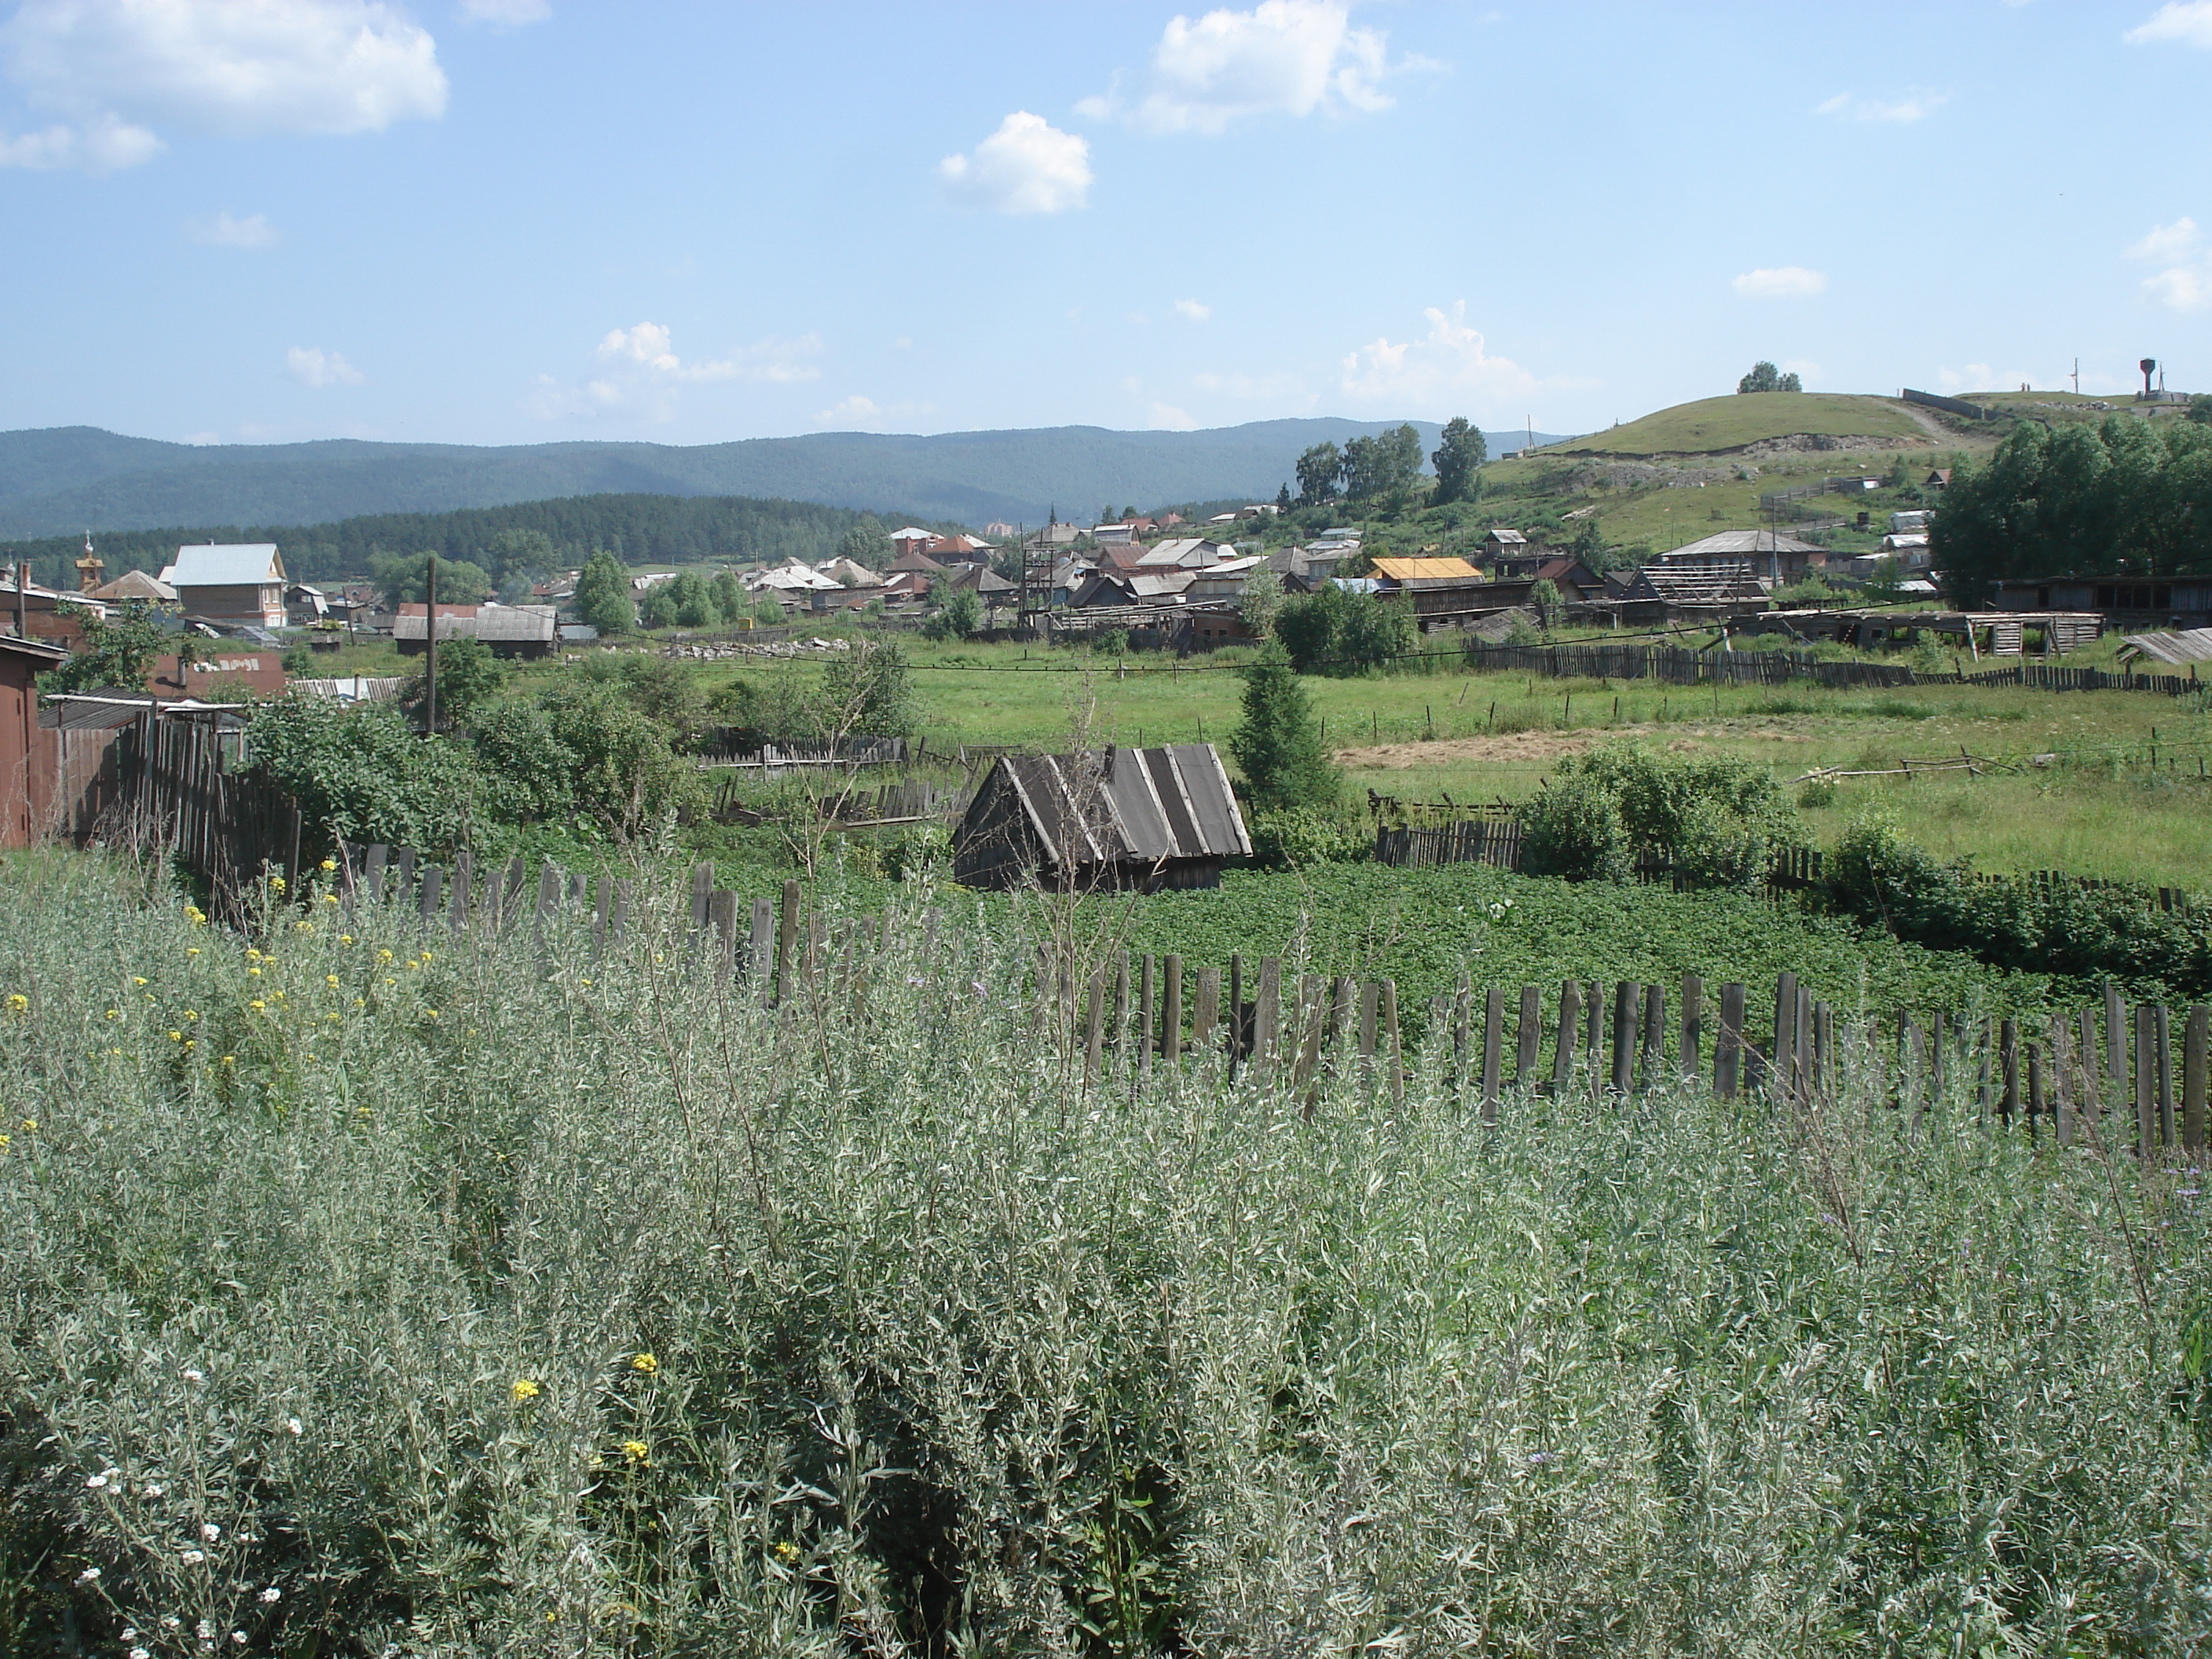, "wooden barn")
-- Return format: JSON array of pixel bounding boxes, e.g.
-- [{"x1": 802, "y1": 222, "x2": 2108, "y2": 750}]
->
[{"x1": 953, "y1": 743, "x2": 1251, "y2": 892}]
